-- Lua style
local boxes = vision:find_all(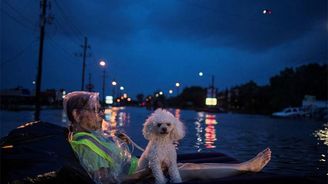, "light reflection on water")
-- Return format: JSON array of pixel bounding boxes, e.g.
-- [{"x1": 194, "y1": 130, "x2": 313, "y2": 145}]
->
[
  {"x1": 101, "y1": 107, "x2": 130, "y2": 136},
  {"x1": 313, "y1": 122, "x2": 328, "y2": 175},
  {"x1": 204, "y1": 114, "x2": 218, "y2": 149},
  {"x1": 194, "y1": 112, "x2": 204, "y2": 152},
  {"x1": 175, "y1": 109, "x2": 181, "y2": 120},
  {"x1": 314, "y1": 122, "x2": 328, "y2": 145},
  {"x1": 193, "y1": 112, "x2": 218, "y2": 151}
]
